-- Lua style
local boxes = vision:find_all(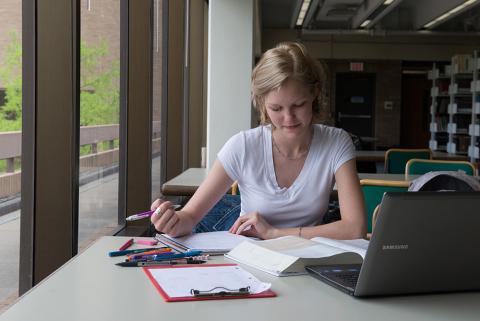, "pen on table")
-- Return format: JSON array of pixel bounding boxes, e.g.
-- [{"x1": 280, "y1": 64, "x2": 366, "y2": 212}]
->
[
  {"x1": 118, "y1": 238, "x2": 134, "y2": 251},
  {"x1": 116, "y1": 259, "x2": 207, "y2": 267},
  {"x1": 151, "y1": 250, "x2": 203, "y2": 261},
  {"x1": 127, "y1": 252, "x2": 177, "y2": 262},
  {"x1": 126, "y1": 250, "x2": 202, "y2": 262},
  {"x1": 129, "y1": 248, "x2": 172, "y2": 256},
  {"x1": 108, "y1": 247, "x2": 167, "y2": 257},
  {"x1": 126, "y1": 204, "x2": 181, "y2": 221},
  {"x1": 126, "y1": 249, "x2": 174, "y2": 261}
]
